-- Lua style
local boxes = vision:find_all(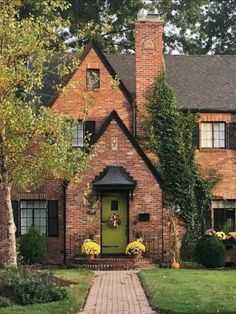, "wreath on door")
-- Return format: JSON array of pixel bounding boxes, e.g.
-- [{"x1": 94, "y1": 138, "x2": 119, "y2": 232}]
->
[{"x1": 108, "y1": 214, "x2": 121, "y2": 228}]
